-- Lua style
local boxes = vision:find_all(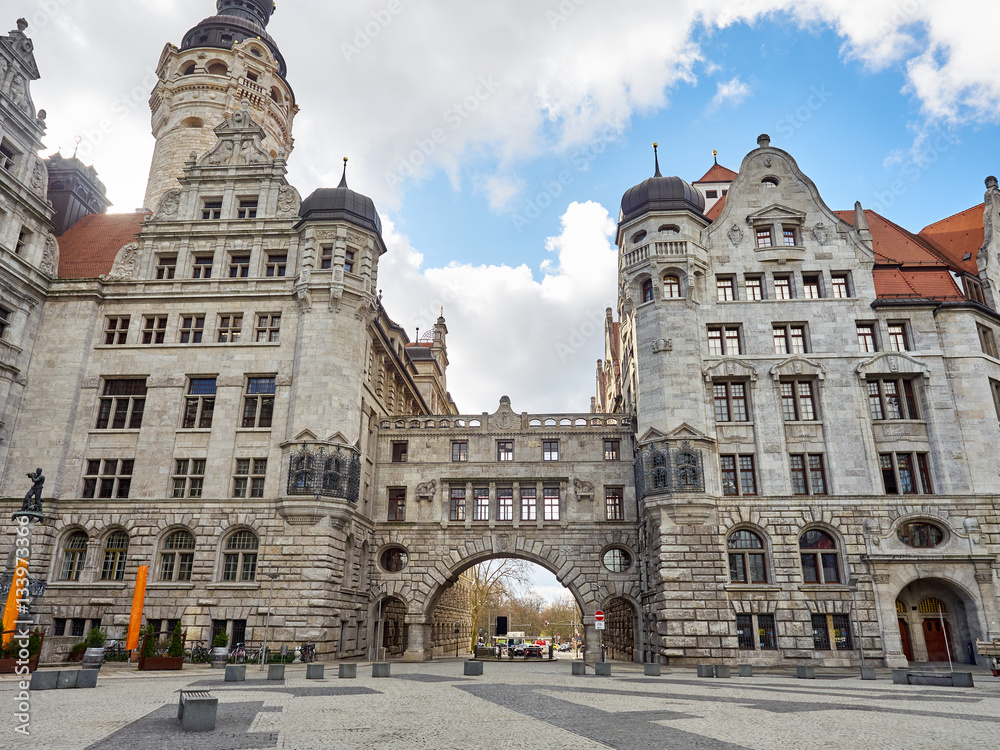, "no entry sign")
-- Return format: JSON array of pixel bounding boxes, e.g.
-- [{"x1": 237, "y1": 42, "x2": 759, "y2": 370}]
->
[{"x1": 595, "y1": 610, "x2": 605, "y2": 629}]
